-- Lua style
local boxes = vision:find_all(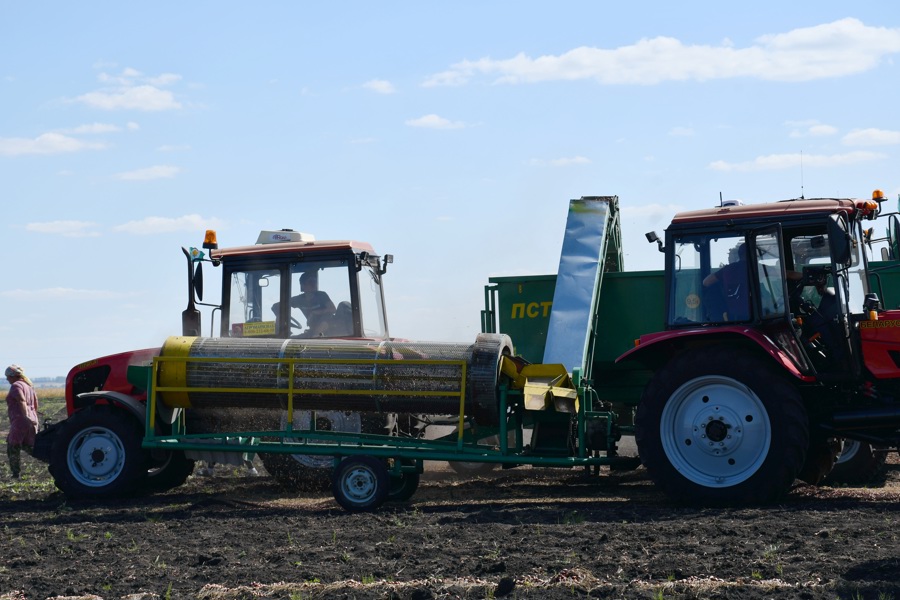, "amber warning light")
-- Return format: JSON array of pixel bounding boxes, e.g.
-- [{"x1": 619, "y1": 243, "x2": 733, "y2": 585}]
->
[{"x1": 203, "y1": 229, "x2": 219, "y2": 250}]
